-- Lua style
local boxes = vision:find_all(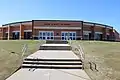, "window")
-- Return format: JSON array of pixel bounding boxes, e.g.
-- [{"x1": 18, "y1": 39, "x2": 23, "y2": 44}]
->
[
  {"x1": 61, "y1": 32, "x2": 76, "y2": 40},
  {"x1": 39, "y1": 31, "x2": 54, "y2": 40}
]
